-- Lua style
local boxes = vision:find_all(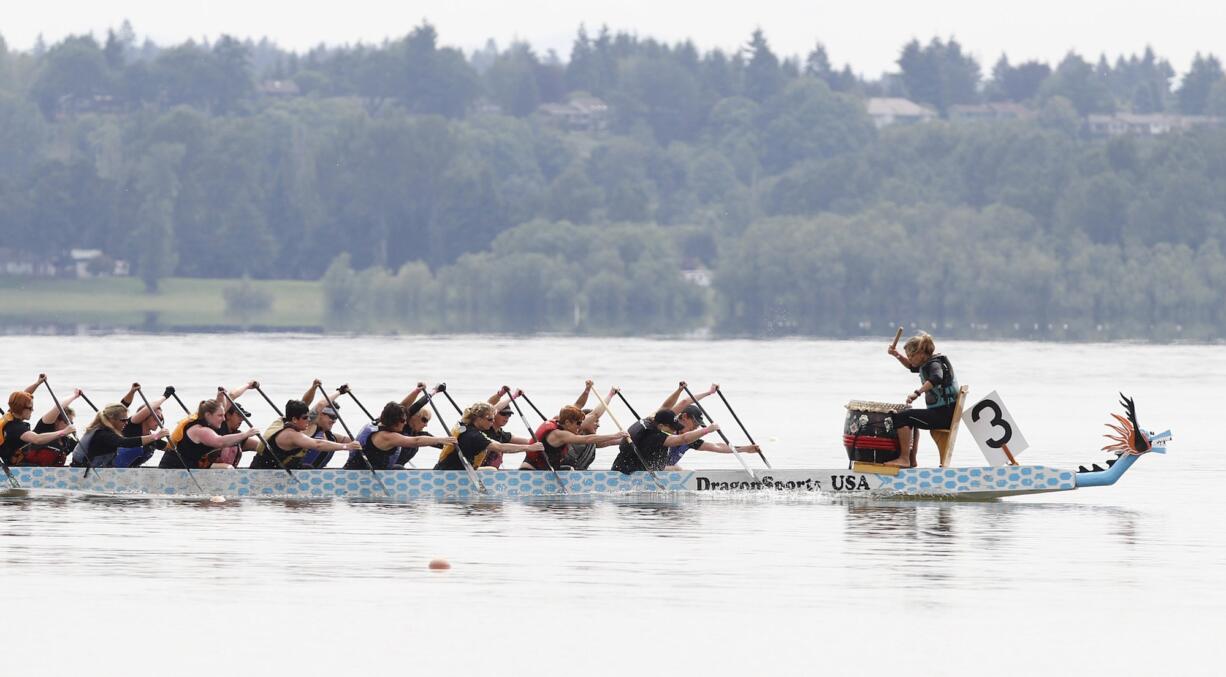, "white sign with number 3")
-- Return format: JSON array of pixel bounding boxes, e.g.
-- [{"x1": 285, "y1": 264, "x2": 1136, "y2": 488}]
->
[{"x1": 962, "y1": 390, "x2": 1029, "y2": 467}]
